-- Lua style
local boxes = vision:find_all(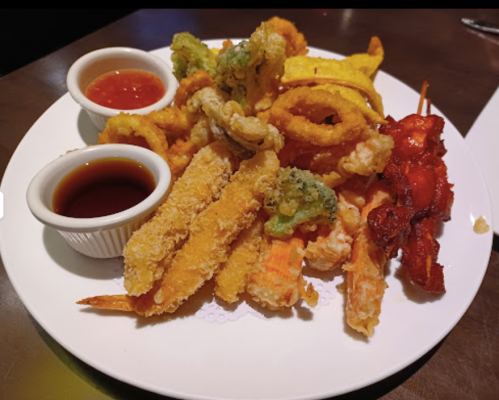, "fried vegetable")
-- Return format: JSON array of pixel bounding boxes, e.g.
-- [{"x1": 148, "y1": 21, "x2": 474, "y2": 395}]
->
[
  {"x1": 281, "y1": 55, "x2": 385, "y2": 117},
  {"x1": 170, "y1": 32, "x2": 218, "y2": 81},
  {"x1": 215, "y1": 22, "x2": 286, "y2": 114},
  {"x1": 264, "y1": 167, "x2": 338, "y2": 238},
  {"x1": 215, "y1": 40, "x2": 252, "y2": 108}
]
